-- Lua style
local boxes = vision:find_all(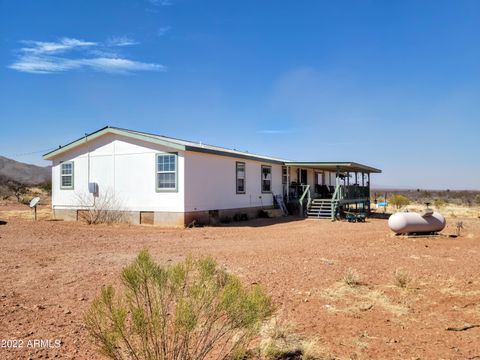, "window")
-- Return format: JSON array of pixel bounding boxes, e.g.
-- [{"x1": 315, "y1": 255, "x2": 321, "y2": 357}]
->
[
  {"x1": 316, "y1": 171, "x2": 324, "y2": 185},
  {"x1": 261, "y1": 165, "x2": 272, "y2": 193},
  {"x1": 156, "y1": 153, "x2": 177, "y2": 191},
  {"x1": 282, "y1": 166, "x2": 288, "y2": 184},
  {"x1": 236, "y1": 162, "x2": 246, "y2": 194},
  {"x1": 60, "y1": 162, "x2": 74, "y2": 189}
]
